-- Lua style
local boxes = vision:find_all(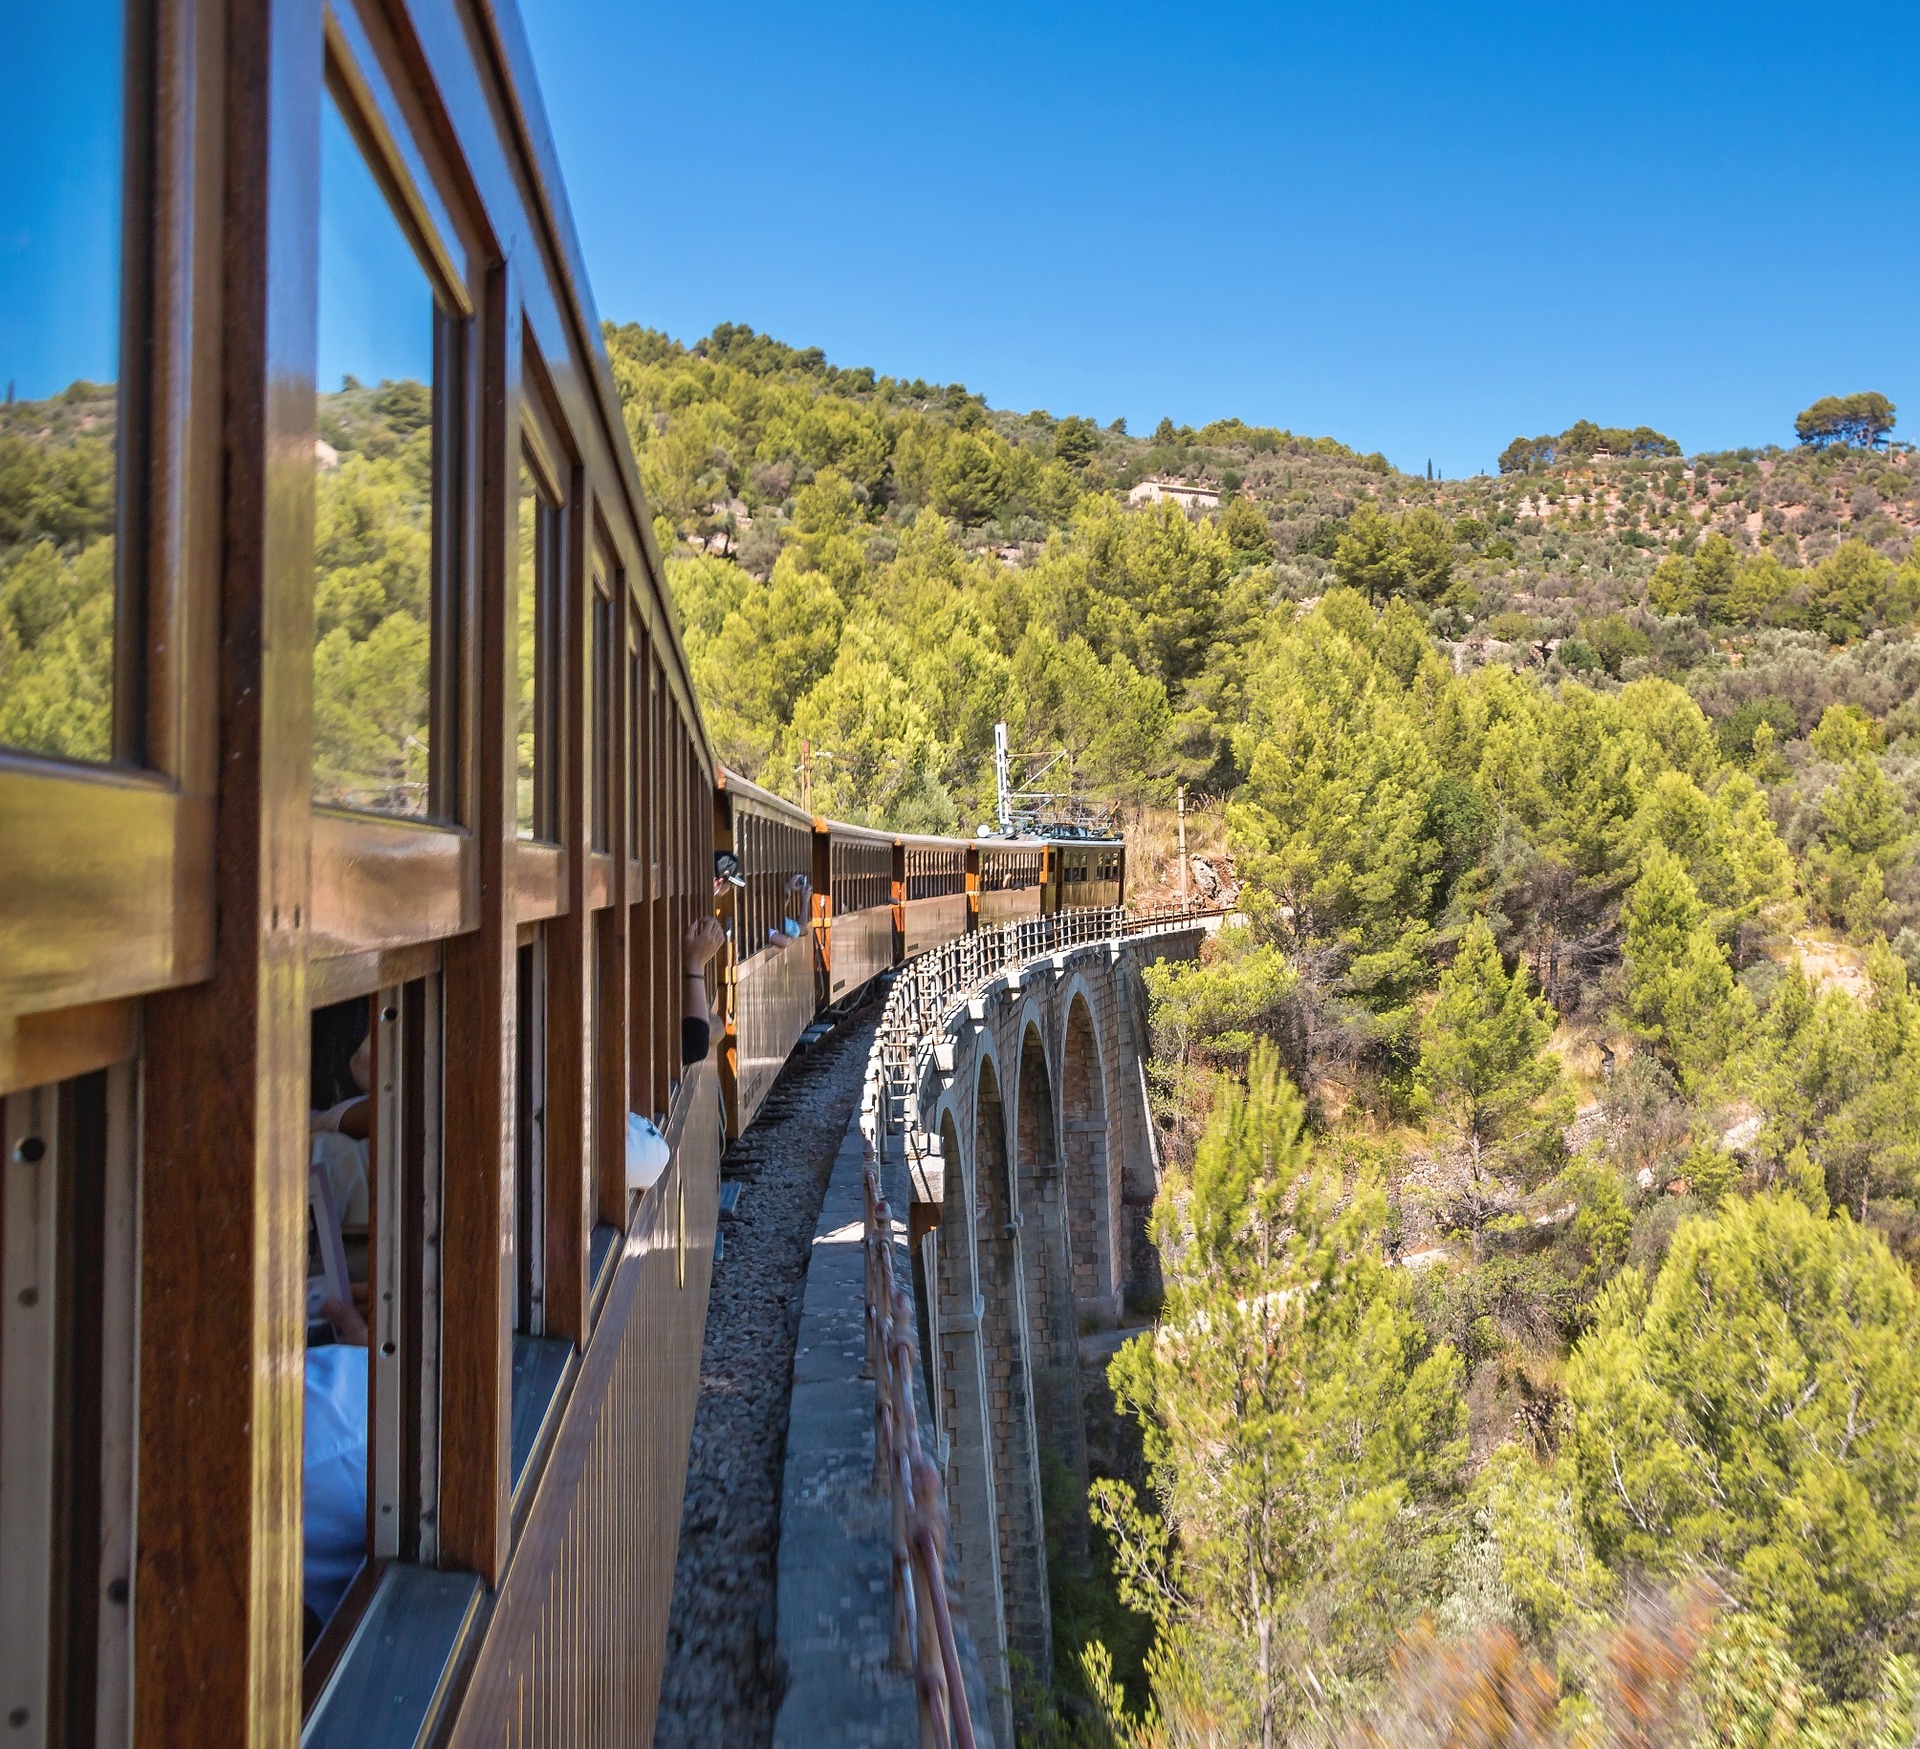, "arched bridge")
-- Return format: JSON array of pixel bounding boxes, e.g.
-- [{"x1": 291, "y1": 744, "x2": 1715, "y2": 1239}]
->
[{"x1": 774, "y1": 908, "x2": 1214, "y2": 1748}]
